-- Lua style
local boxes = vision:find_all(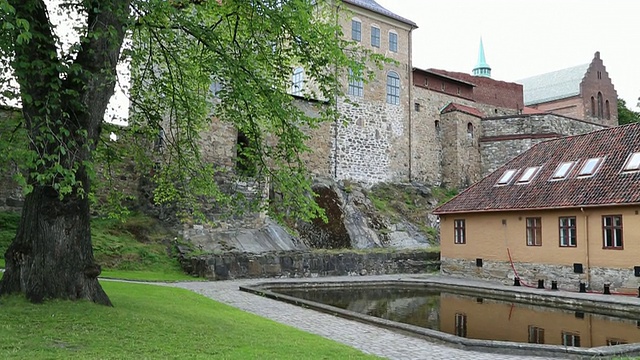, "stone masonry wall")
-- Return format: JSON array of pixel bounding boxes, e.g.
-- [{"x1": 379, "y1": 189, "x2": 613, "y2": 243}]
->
[
  {"x1": 411, "y1": 86, "x2": 518, "y2": 186},
  {"x1": 442, "y1": 257, "x2": 640, "y2": 293},
  {"x1": 481, "y1": 114, "x2": 606, "y2": 175},
  {"x1": 181, "y1": 250, "x2": 440, "y2": 280}
]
